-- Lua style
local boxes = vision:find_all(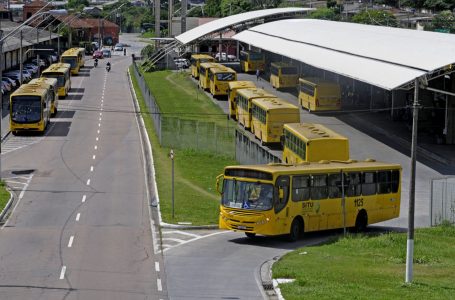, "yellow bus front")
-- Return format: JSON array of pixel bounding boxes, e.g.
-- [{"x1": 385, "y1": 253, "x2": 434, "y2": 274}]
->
[
  {"x1": 299, "y1": 78, "x2": 341, "y2": 111},
  {"x1": 210, "y1": 71, "x2": 237, "y2": 96},
  {"x1": 199, "y1": 70, "x2": 210, "y2": 90},
  {"x1": 61, "y1": 55, "x2": 80, "y2": 75},
  {"x1": 252, "y1": 105, "x2": 300, "y2": 144},
  {"x1": 240, "y1": 51, "x2": 265, "y2": 73},
  {"x1": 227, "y1": 81, "x2": 256, "y2": 120},
  {"x1": 10, "y1": 94, "x2": 48, "y2": 134}
]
